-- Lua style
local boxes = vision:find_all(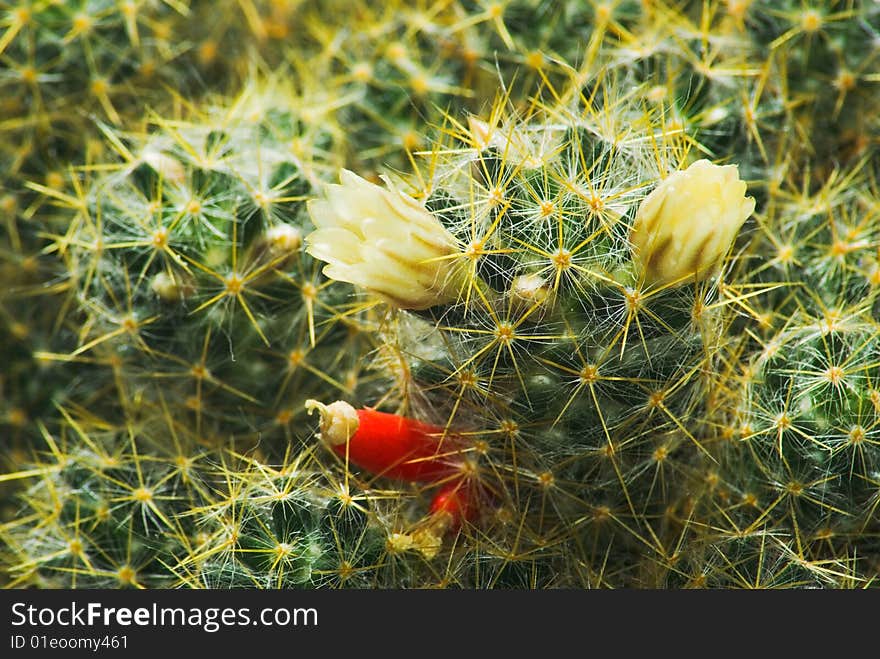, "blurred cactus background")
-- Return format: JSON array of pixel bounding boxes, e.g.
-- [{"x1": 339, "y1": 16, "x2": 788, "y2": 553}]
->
[{"x1": 2, "y1": 0, "x2": 879, "y2": 589}]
